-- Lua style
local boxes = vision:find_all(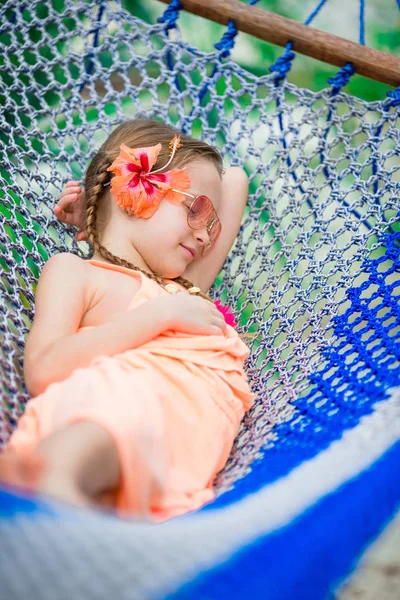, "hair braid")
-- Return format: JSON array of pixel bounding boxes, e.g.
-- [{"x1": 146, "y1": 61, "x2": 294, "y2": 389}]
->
[{"x1": 85, "y1": 162, "x2": 215, "y2": 303}]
